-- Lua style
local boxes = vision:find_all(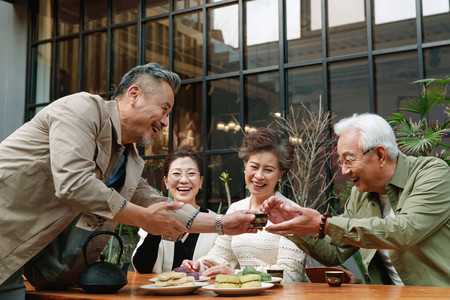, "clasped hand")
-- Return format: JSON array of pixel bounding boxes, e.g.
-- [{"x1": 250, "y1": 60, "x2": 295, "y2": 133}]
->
[{"x1": 262, "y1": 196, "x2": 322, "y2": 235}]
